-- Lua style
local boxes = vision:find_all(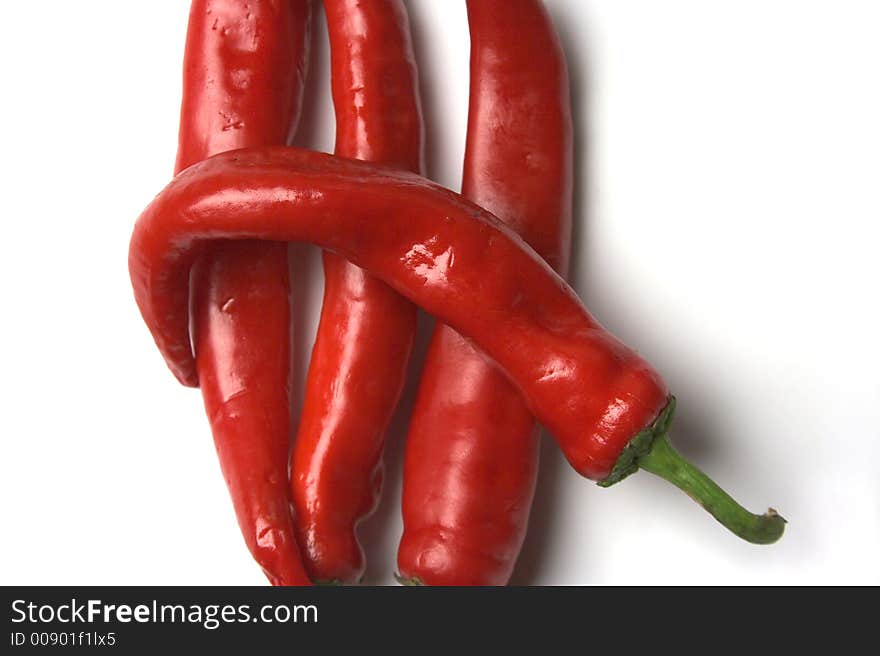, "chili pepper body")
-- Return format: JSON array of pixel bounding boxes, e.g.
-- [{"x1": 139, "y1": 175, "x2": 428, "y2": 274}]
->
[
  {"x1": 398, "y1": 0, "x2": 572, "y2": 586},
  {"x1": 128, "y1": 147, "x2": 667, "y2": 481},
  {"x1": 289, "y1": 0, "x2": 423, "y2": 584},
  {"x1": 176, "y1": 0, "x2": 311, "y2": 586},
  {"x1": 130, "y1": 147, "x2": 786, "y2": 545}
]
